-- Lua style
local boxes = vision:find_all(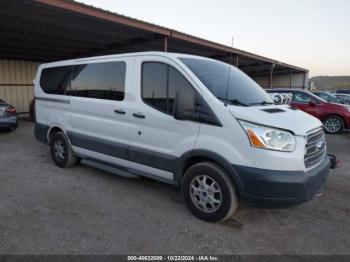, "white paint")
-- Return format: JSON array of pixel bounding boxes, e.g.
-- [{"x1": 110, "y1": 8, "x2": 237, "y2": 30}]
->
[{"x1": 35, "y1": 52, "x2": 325, "y2": 181}]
